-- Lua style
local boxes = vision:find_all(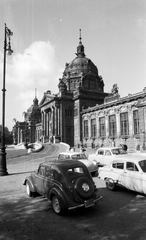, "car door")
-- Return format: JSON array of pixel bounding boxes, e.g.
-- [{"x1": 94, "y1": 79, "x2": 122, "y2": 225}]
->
[
  {"x1": 121, "y1": 161, "x2": 142, "y2": 193},
  {"x1": 110, "y1": 161, "x2": 124, "y2": 182},
  {"x1": 43, "y1": 167, "x2": 54, "y2": 197},
  {"x1": 34, "y1": 166, "x2": 45, "y2": 195},
  {"x1": 139, "y1": 160, "x2": 146, "y2": 194},
  {"x1": 97, "y1": 149, "x2": 104, "y2": 165},
  {"x1": 102, "y1": 150, "x2": 113, "y2": 166}
]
